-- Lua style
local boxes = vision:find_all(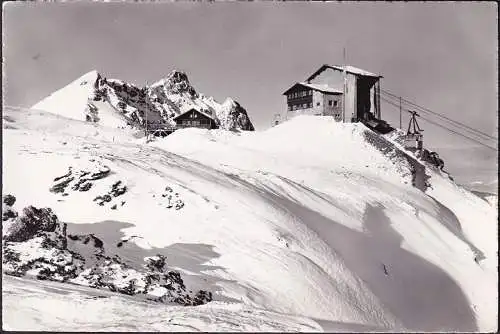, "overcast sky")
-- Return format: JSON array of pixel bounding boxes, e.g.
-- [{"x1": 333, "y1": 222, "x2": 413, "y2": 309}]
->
[{"x1": 2, "y1": 2, "x2": 497, "y2": 191}]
